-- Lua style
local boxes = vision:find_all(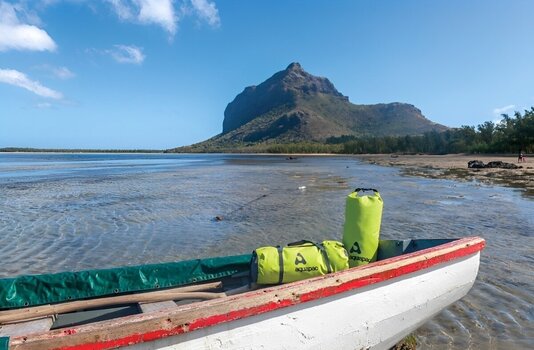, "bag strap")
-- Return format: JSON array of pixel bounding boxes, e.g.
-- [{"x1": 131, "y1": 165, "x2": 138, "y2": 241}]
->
[
  {"x1": 319, "y1": 243, "x2": 332, "y2": 274},
  {"x1": 287, "y1": 240, "x2": 317, "y2": 247},
  {"x1": 249, "y1": 251, "x2": 257, "y2": 286},
  {"x1": 354, "y1": 188, "x2": 378, "y2": 193},
  {"x1": 277, "y1": 246, "x2": 284, "y2": 284}
]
